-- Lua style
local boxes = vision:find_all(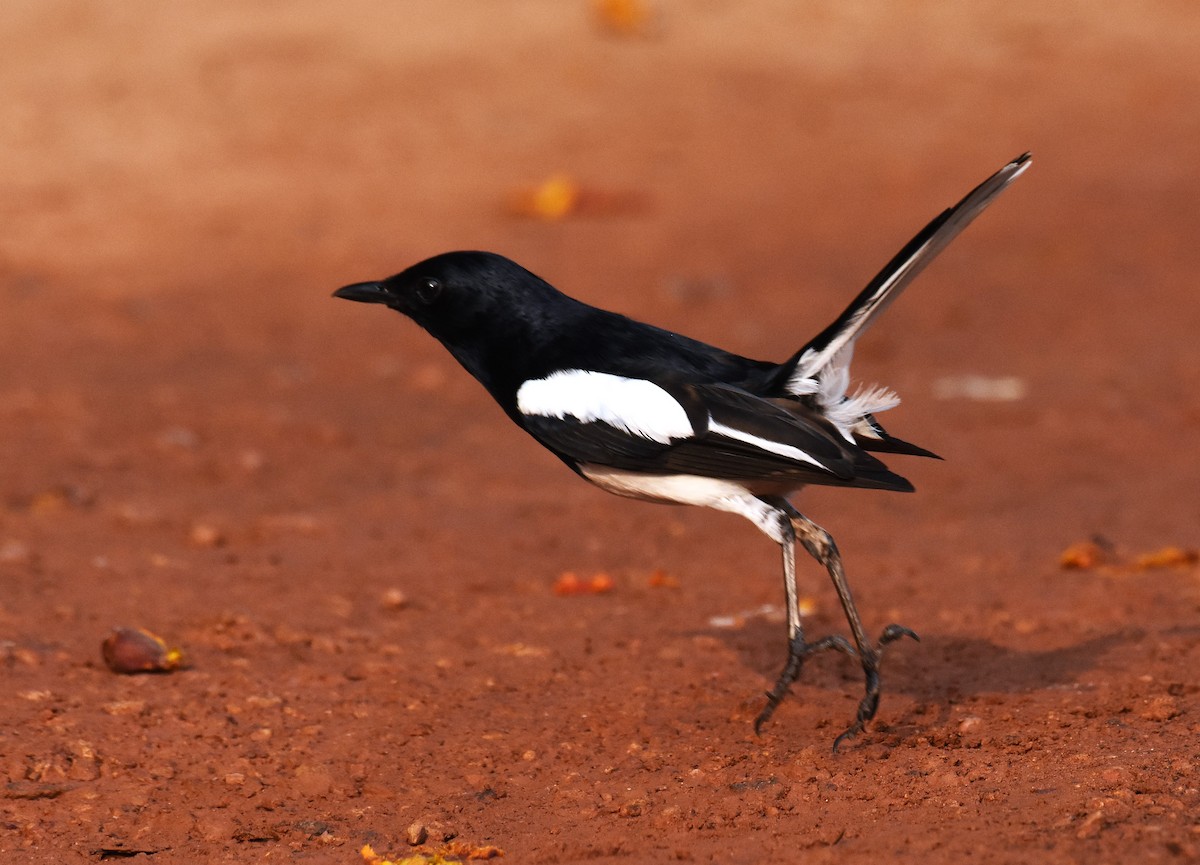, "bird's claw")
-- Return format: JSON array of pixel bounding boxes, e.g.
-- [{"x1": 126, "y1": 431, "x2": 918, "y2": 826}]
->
[
  {"x1": 755, "y1": 633, "x2": 856, "y2": 734},
  {"x1": 879, "y1": 623, "x2": 920, "y2": 646},
  {"x1": 831, "y1": 623, "x2": 919, "y2": 752}
]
